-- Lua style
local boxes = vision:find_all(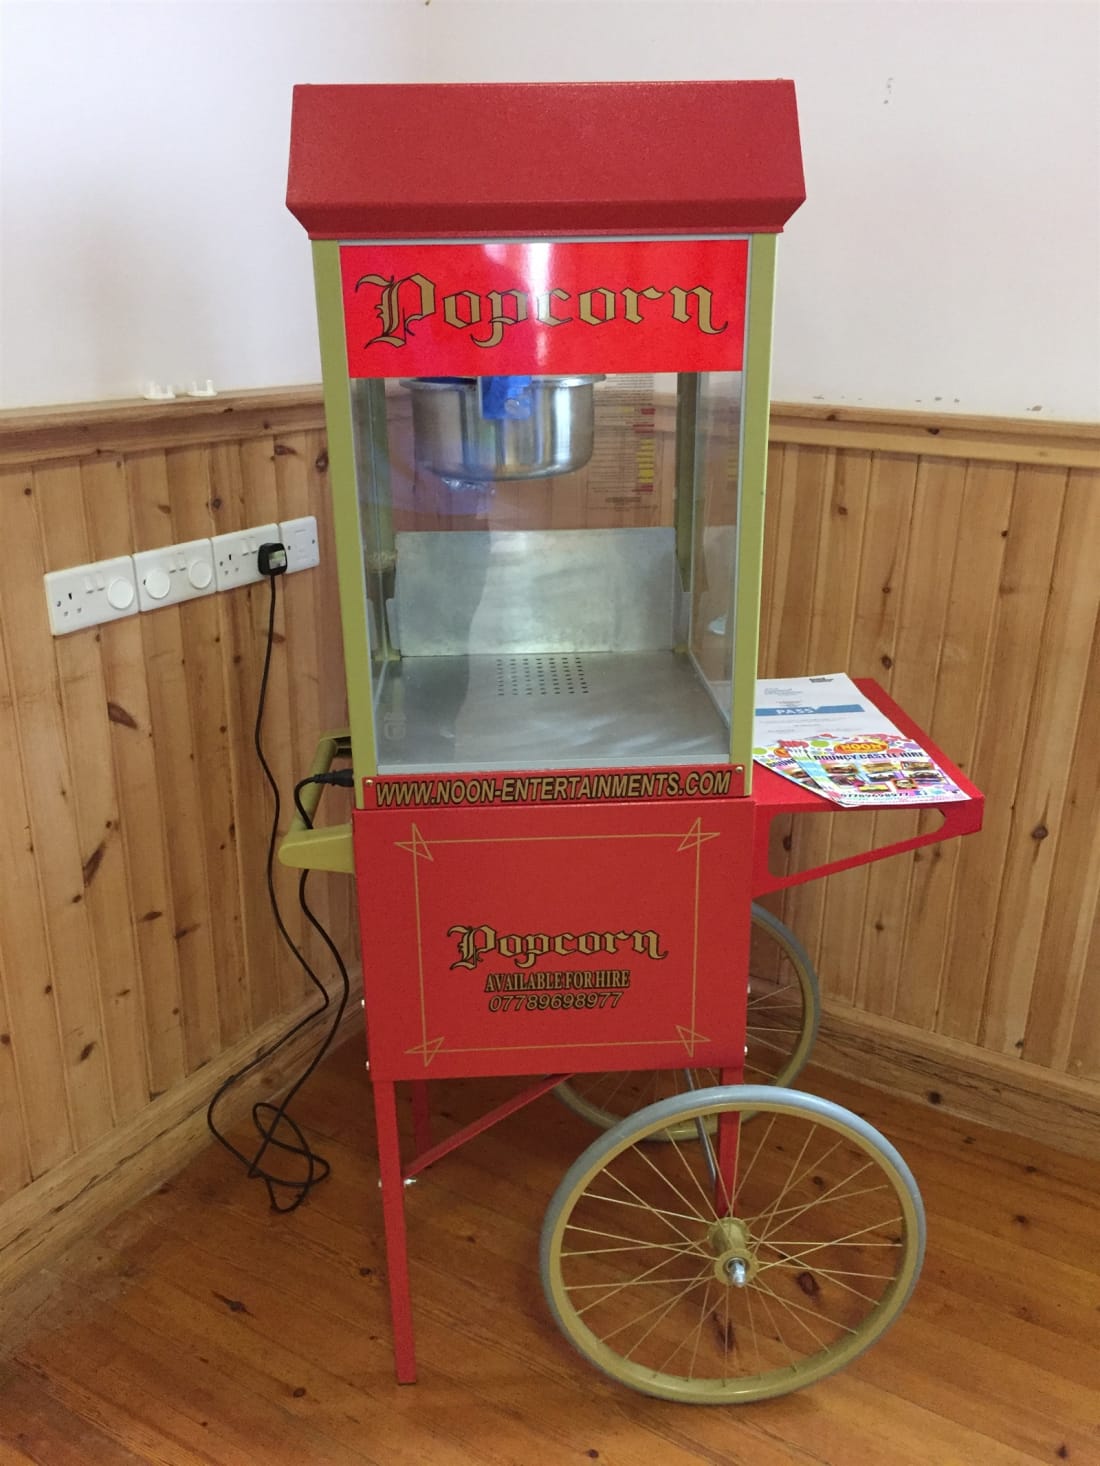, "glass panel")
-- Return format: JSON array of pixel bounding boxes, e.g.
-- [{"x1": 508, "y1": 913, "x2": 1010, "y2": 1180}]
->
[
  {"x1": 349, "y1": 372, "x2": 741, "y2": 774},
  {"x1": 689, "y1": 371, "x2": 742, "y2": 711}
]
